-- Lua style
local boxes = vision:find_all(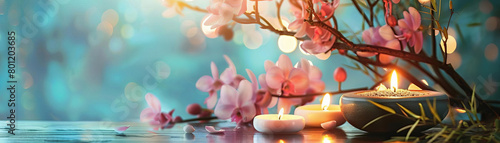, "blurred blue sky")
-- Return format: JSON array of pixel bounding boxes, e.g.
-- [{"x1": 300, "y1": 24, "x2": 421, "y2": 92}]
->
[{"x1": 0, "y1": 0, "x2": 498, "y2": 121}]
